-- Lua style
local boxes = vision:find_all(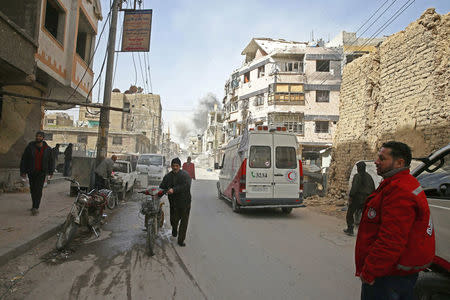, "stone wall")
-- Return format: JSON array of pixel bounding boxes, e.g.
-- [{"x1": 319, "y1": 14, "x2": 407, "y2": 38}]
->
[{"x1": 328, "y1": 9, "x2": 450, "y2": 200}]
